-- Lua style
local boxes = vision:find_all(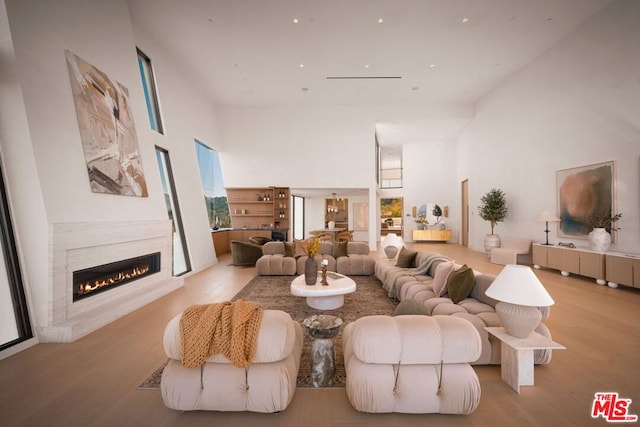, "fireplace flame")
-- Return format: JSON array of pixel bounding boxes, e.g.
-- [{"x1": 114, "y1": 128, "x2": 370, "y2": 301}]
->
[{"x1": 77, "y1": 264, "x2": 151, "y2": 295}]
